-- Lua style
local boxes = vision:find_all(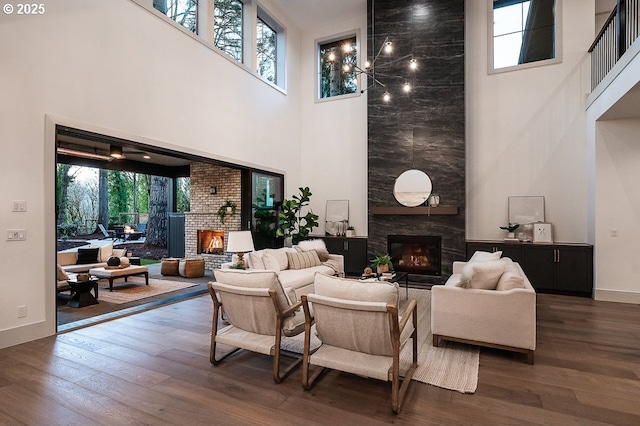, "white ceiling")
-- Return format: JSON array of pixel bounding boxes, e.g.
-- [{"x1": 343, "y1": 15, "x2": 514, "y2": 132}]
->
[{"x1": 270, "y1": 0, "x2": 365, "y2": 29}]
